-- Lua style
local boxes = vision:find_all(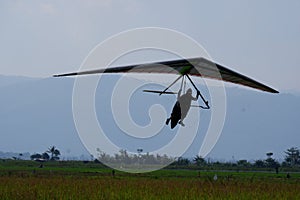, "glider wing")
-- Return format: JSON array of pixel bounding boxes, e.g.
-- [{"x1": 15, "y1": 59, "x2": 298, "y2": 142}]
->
[{"x1": 54, "y1": 57, "x2": 278, "y2": 93}]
